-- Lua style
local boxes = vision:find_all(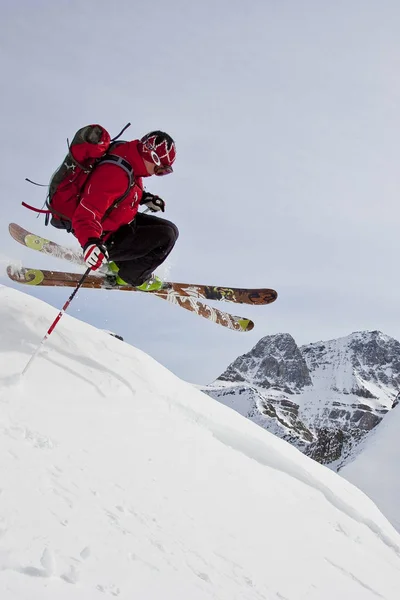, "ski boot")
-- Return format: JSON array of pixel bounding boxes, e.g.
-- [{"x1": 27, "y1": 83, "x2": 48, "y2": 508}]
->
[
  {"x1": 106, "y1": 261, "x2": 129, "y2": 286},
  {"x1": 106, "y1": 262, "x2": 163, "y2": 291},
  {"x1": 135, "y1": 274, "x2": 164, "y2": 292}
]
